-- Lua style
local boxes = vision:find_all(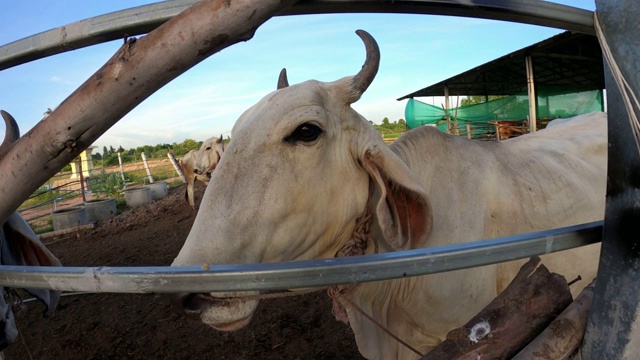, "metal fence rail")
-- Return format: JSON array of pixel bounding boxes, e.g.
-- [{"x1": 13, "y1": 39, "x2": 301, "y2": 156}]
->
[
  {"x1": 0, "y1": 0, "x2": 594, "y2": 70},
  {"x1": 0, "y1": 221, "x2": 602, "y2": 293}
]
